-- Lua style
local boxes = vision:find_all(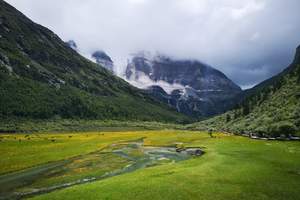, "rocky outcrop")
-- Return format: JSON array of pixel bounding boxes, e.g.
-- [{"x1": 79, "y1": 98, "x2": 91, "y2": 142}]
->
[
  {"x1": 92, "y1": 50, "x2": 114, "y2": 72},
  {"x1": 66, "y1": 40, "x2": 78, "y2": 51},
  {"x1": 65, "y1": 41, "x2": 114, "y2": 72}
]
